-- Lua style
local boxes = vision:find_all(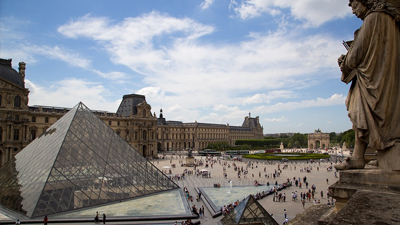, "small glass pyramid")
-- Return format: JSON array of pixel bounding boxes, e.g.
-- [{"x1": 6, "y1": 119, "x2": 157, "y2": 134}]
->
[
  {"x1": 0, "y1": 102, "x2": 179, "y2": 218},
  {"x1": 219, "y1": 195, "x2": 278, "y2": 225}
]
